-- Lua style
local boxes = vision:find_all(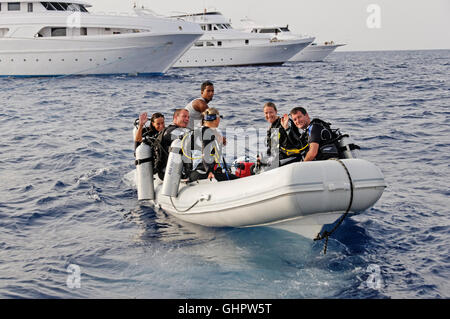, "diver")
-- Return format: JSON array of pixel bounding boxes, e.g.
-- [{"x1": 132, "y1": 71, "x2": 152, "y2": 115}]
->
[
  {"x1": 284, "y1": 107, "x2": 339, "y2": 161},
  {"x1": 263, "y1": 102, "x2": 306, "y2": 166},
  {"x1": 188, "y1": 108, "x2": 237, "y2": 182},
  {"x1": 134, "y1": 112, "x2": 165, "y2": 150},
  {"x1": 153, "y1": 109, "x2": 192, "y2": 180}
]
